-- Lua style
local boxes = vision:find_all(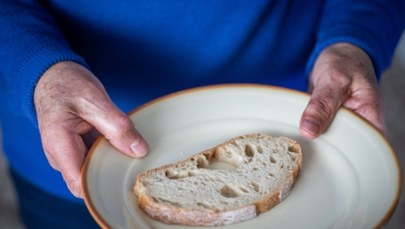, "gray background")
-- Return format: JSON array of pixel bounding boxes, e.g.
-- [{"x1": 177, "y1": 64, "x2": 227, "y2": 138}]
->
[{"x1": 1, "y1": 32, "x2": 404, "y2": 228}]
